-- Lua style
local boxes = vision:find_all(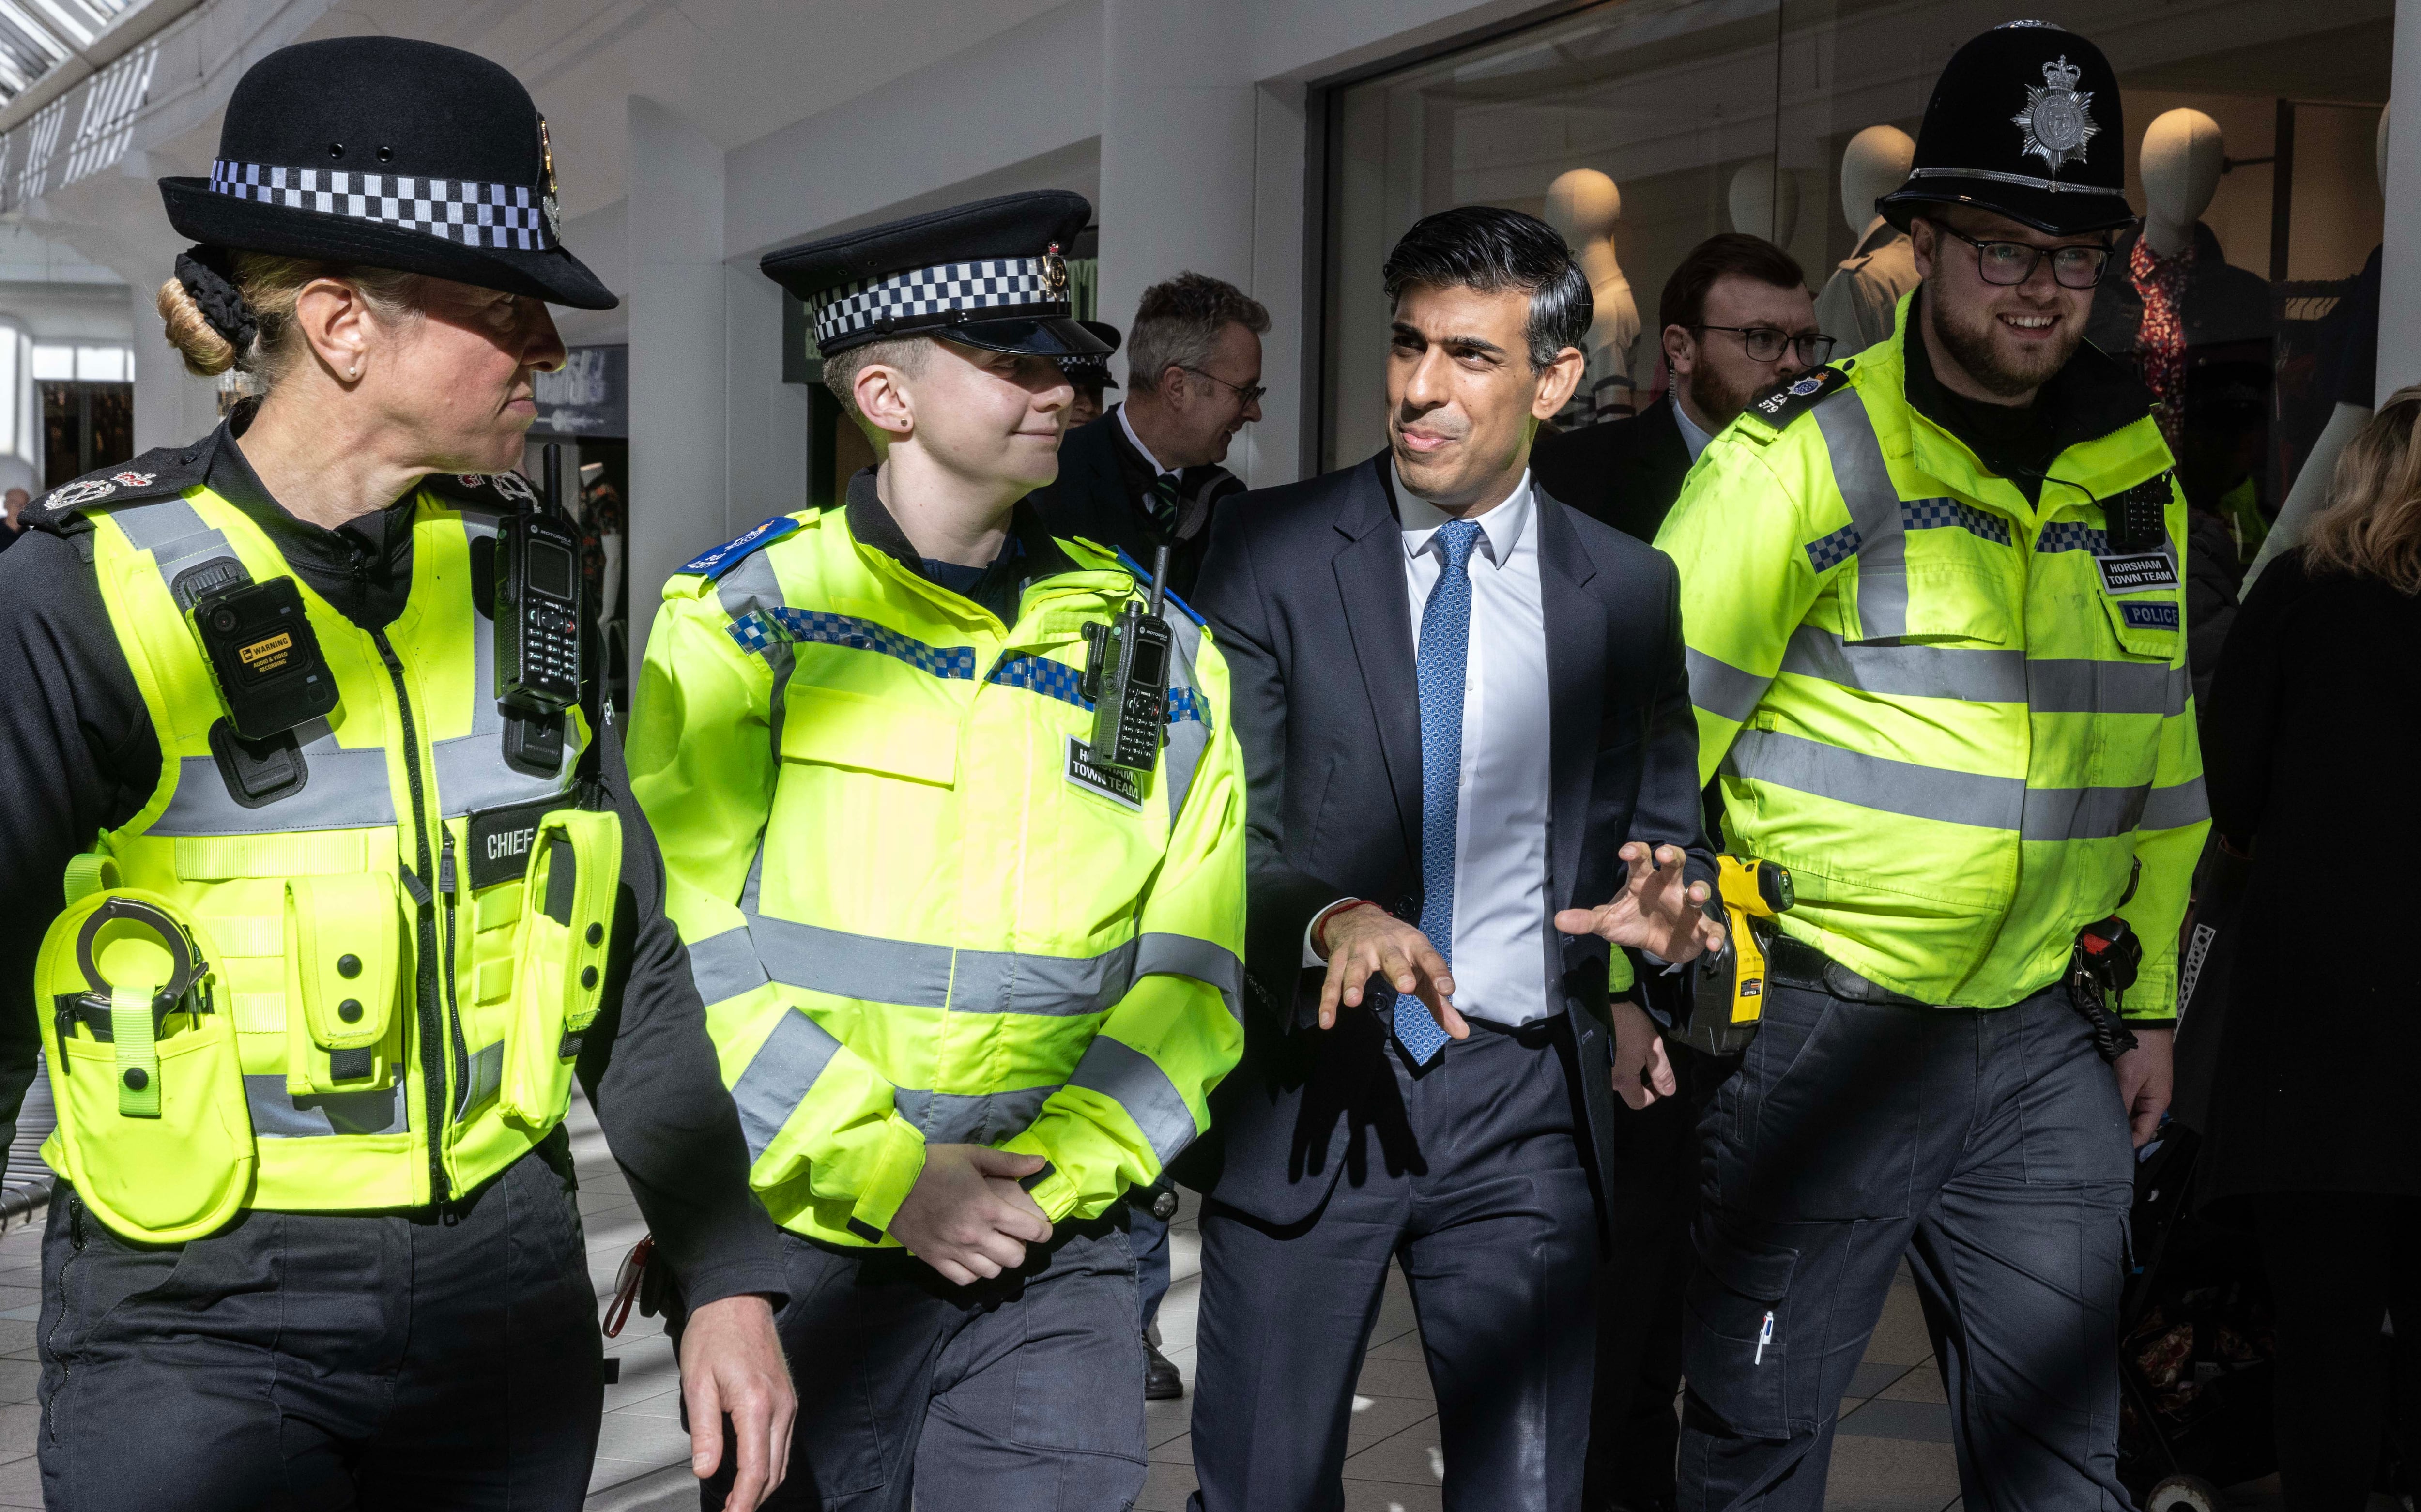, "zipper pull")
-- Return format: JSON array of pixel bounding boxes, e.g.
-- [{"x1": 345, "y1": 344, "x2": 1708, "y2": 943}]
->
[
  {"x1": 399, "y1": 867, "x2": 432, "y2": 908},
  {"x1": 1756, "y1": 1310, "x2": 1775, "y2": 1365},
  {"x1": 439, "y1": 832, "x2": 457, "y2": 898}
]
